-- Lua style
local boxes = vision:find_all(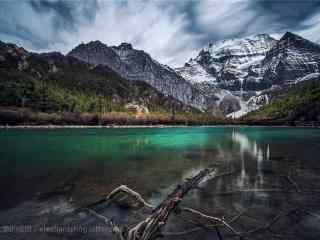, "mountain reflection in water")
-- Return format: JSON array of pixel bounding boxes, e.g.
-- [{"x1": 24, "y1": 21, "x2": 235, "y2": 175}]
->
[
  {"x1": 232, "y1": 130, "x2": 271, "y2": 188},
  {"x1": 0, "y1": 127, "x2": 320, "y2": 240}
]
